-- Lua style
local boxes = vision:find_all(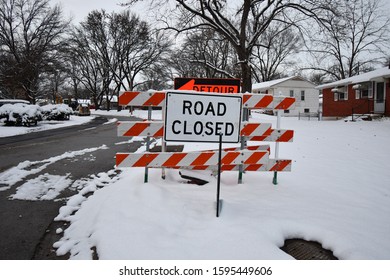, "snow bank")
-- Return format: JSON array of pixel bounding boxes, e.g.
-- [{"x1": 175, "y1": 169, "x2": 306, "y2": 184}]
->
[{"x1": 52, "y1": 114, "x2": 390, "y2": 260}]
